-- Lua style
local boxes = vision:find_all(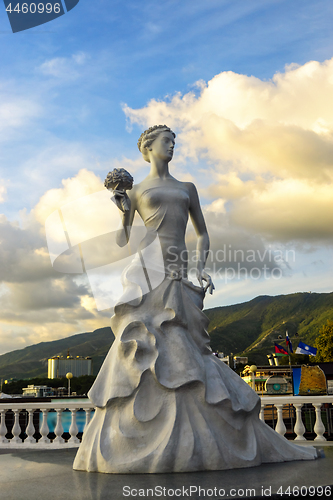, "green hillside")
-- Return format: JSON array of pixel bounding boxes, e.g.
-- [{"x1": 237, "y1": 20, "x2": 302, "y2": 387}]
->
[
  {"x1": 0, "y1": 327, "x2": 114, "y2": 380},
  {"x1": 1, "y1": 291, "x2": 332, "y2": 380},
  {"x1": 207, "y1": 292, "x2": 333, "y2": 364}
]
